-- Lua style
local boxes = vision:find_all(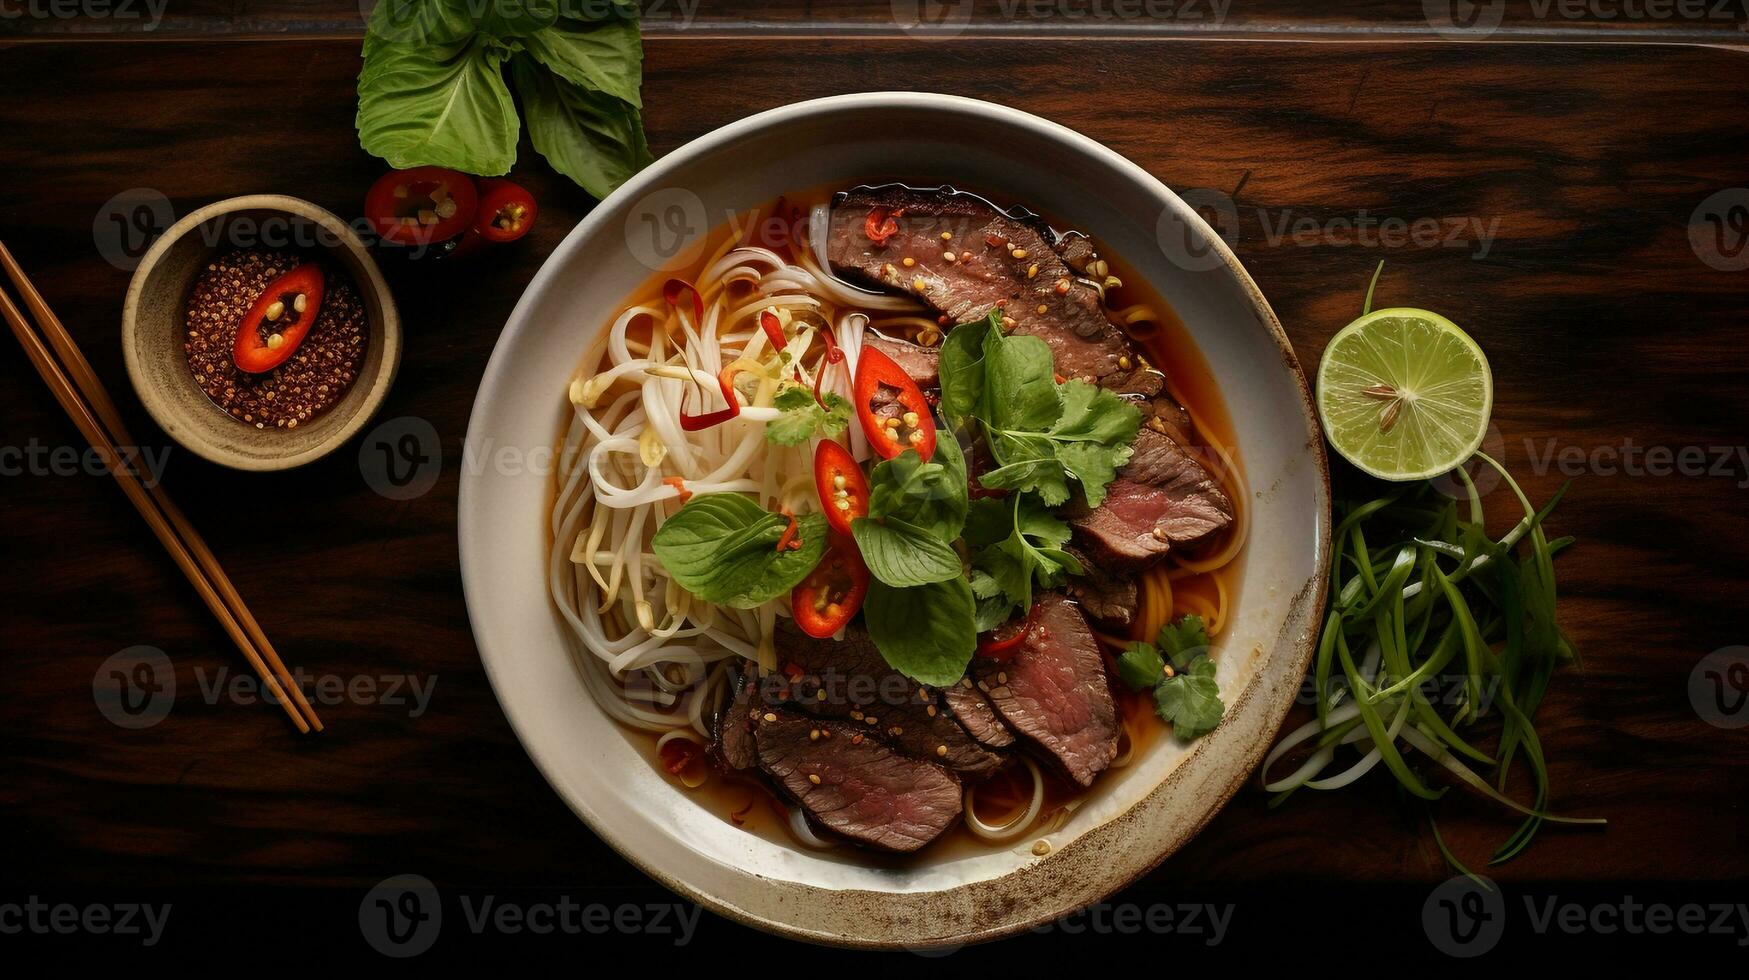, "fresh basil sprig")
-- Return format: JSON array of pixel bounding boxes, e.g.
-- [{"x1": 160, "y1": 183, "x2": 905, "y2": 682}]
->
[
  {"x1": 649, "y1": 494, "x2": 825, "y2": 608},
  {"x1": 863, "y1": 577, "x2": 979, "y2": 689},
  {"x1": 852, "y1": 438, "x2": 979, "y2": 684},
  {"x1": 851, "y1": 439, "x2": 969, "y2": 589},
  {"x1": 357, "y1": 0, "x2": 651, "y2": 198}
]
